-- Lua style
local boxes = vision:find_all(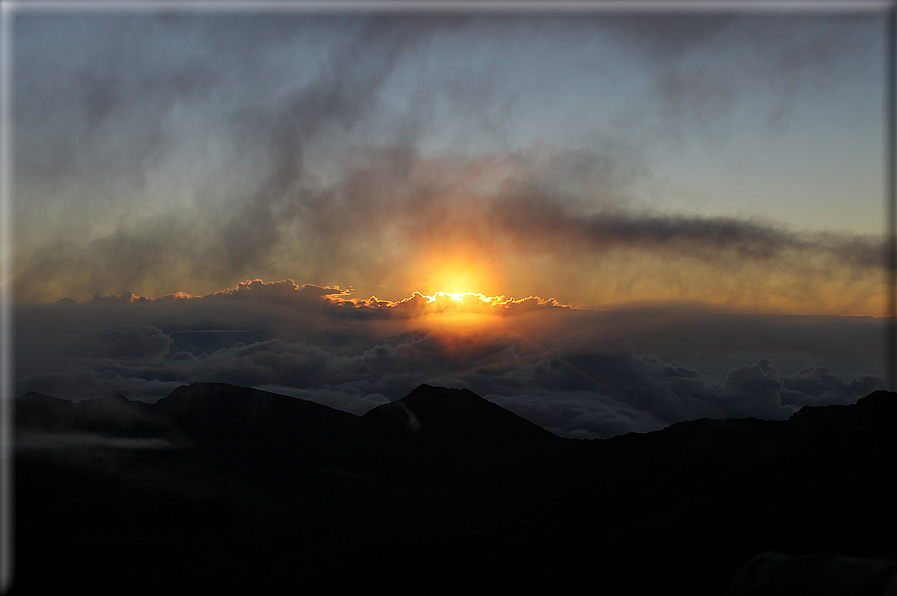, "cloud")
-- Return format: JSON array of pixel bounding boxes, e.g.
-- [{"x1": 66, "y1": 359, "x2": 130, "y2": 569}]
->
[
  {"x1": 16, "y1": 432, "x2": 179, "y2": 451},
  {"x1": 488, "y1": 182, "x2": 885, "y2": 267},
  {"x1": 91, "y1": 291, "x2": 149, "y2": 304},
  {"x1": 328, "y1": 290, "x2": 572, "y2": 319},
  {"x1": 78, "y1": 279, "x2": 572, "y2": 321},
  {"x1": 96, "y1": 325, "x2": 173, "y2": 359},
  {"x1": 210, "y1": 279, "x2": 352, "y2": 306},
  {"x1": 779, "y1": 366, "x2": 884, "y2": 408},
  {"x1": 16, "y1": 150, "x2": 883, "y2": 314},
  {"x1": 483, "y1": 352, "x2": 884, "y2": 439},
  {"x1": 611, "y1": 13, "x2": 880, "y2": 134},
  {"x1": 15, "y1": 290, "x2": 886, "y2": 438},
  {"x1": 12, "y1": 14, "x2": 886, "y2": 314}
]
